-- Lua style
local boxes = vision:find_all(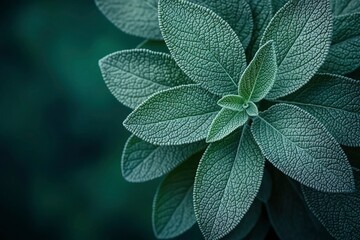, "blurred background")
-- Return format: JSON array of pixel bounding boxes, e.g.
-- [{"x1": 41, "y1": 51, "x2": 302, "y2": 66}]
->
[{"x1": 0, "y1": 1, "x2": 189, "y2": 239}]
